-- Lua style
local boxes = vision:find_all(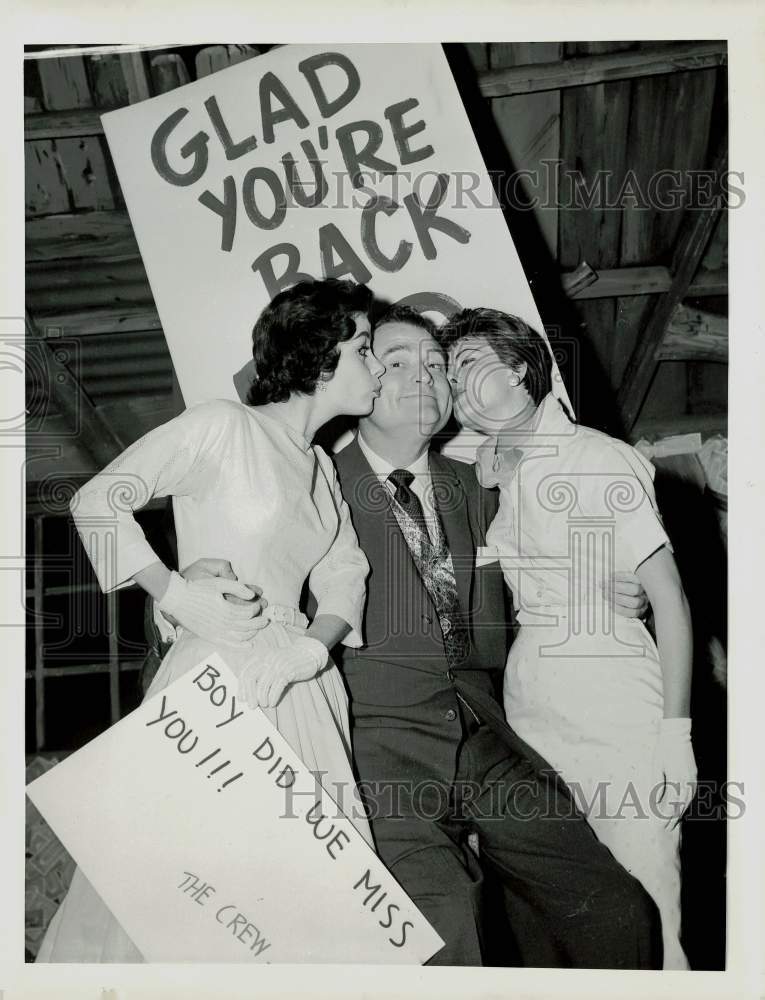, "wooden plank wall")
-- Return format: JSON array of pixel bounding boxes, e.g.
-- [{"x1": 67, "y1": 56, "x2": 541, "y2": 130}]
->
[{"x1": 25, "y1": 46, "x2": 264, "y2": 485}]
